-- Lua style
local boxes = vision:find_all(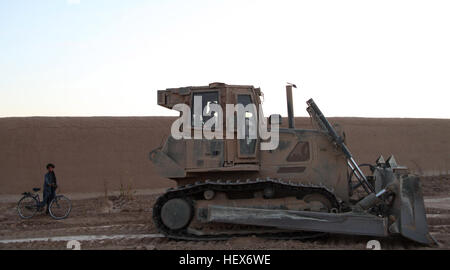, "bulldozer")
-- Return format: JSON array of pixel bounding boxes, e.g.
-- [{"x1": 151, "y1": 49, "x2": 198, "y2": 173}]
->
[{"x1": 149, "y1": 82, "x2": 434, "y2": 245}]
